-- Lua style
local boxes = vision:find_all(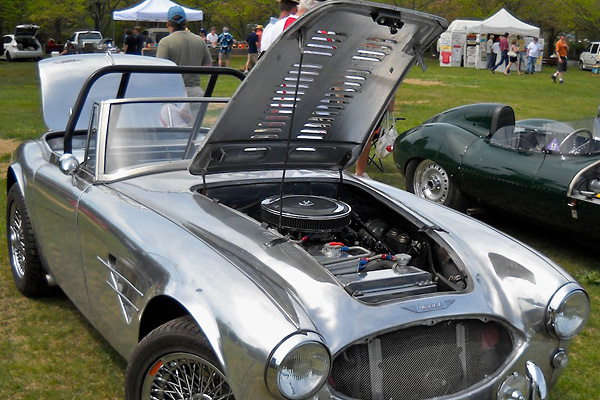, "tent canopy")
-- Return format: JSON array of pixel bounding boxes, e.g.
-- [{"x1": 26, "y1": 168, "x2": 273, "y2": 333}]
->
[
  {"x1": 446, "y1": 19, "x2": 480, "y2": 33},
  {"x1": 113, "y1": 0, "x2": 203, "y2": 22},
  {"x1": 476, "y1": 8, "x2": 539, "y2": 37}
]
